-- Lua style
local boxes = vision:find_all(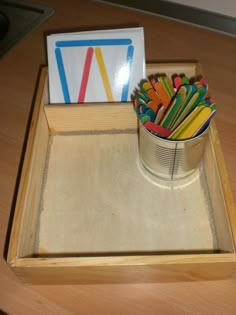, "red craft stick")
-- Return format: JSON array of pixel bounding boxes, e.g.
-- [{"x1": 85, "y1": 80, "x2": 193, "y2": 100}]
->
[{"x1": 144, "y1": 121, "x2": 171, "y2": 138}]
